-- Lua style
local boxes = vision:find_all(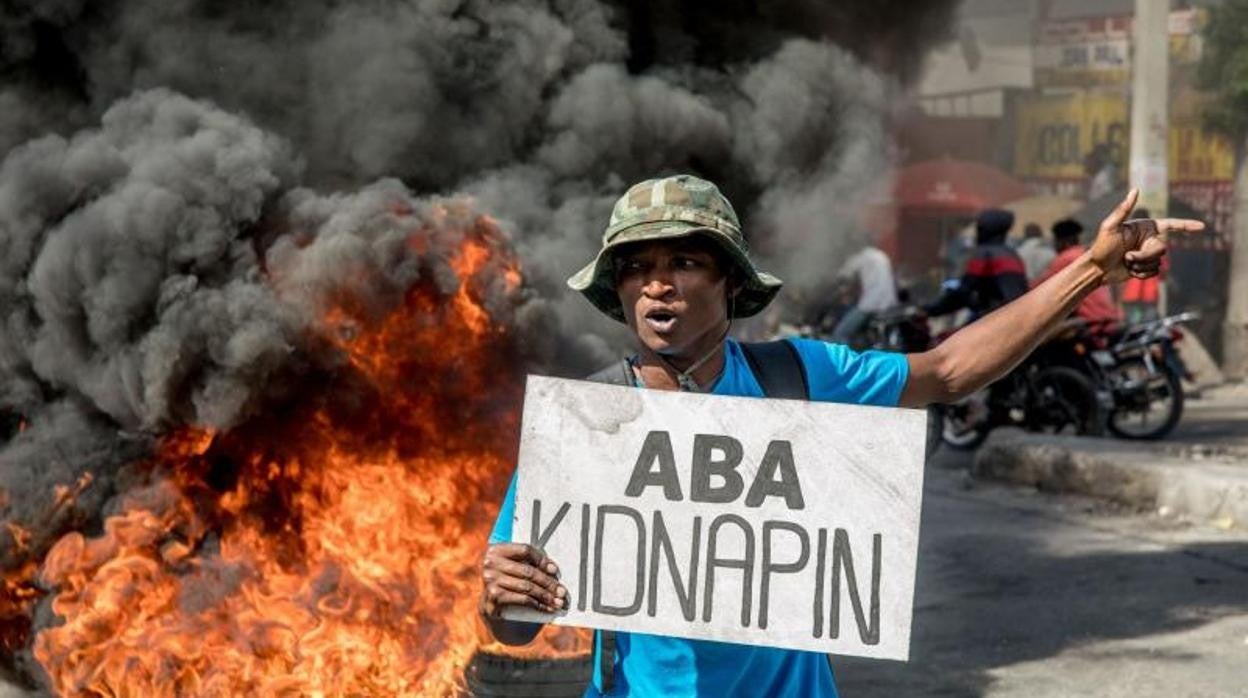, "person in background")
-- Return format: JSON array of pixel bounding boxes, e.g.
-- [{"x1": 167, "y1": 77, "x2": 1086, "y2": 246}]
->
[
  {"x1": 1033, "y1": 218, "x2": 1122, "y2": 335},
  {"x1": 923, "y1": 208, "x2": 1028, "y2": 322},
  {"x1": 829, "y1": 243, "x2": 898, "y2": 343},
  {"x1": 1085, "y1": 144, "x2": 1118, "y2": 202},
  {"x1": 1017, "y1": 222, "x2": 1055, "y2": 281},
  {"x1": 1120, "y1": 207, "x2": 1164, "y2": 324}
]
